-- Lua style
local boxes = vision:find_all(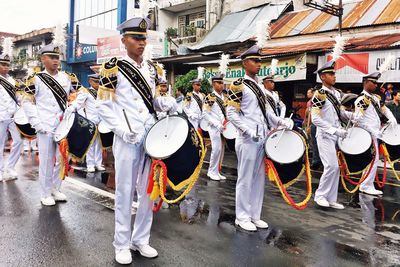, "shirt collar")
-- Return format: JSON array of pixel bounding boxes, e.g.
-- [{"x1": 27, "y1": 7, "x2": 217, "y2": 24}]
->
[
  {"x1": 124, "y1": 55, "x2": 145, "y2": 68},
  {"x1": 212, "y1": 90, "x2": 223, "y2": 98},
  {"x1": 244, "y1": 74, "x2": 258, "y2": 84}
]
